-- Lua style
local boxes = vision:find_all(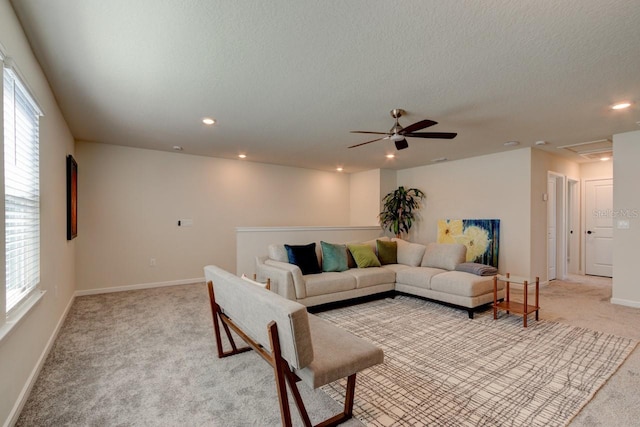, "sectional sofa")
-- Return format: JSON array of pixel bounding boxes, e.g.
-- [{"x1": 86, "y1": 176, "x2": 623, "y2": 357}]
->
[{"x1": 255, "y1": 237, "x2": 503, "y2": 318}]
